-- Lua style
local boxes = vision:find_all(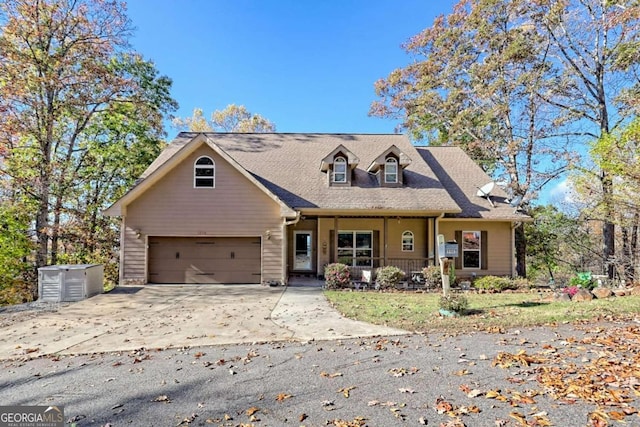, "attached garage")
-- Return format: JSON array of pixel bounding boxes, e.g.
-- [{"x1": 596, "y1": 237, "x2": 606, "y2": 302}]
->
[{"x1": 148, "y1": 237, "x2": 261, "y2": 284}]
